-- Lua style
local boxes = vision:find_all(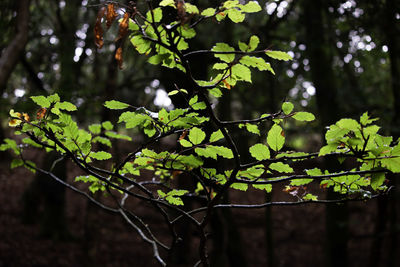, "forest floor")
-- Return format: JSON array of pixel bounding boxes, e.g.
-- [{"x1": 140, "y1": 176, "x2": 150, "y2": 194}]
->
[{"x1": 0, "y1": 149, "x2": 399, "y2": 267}]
